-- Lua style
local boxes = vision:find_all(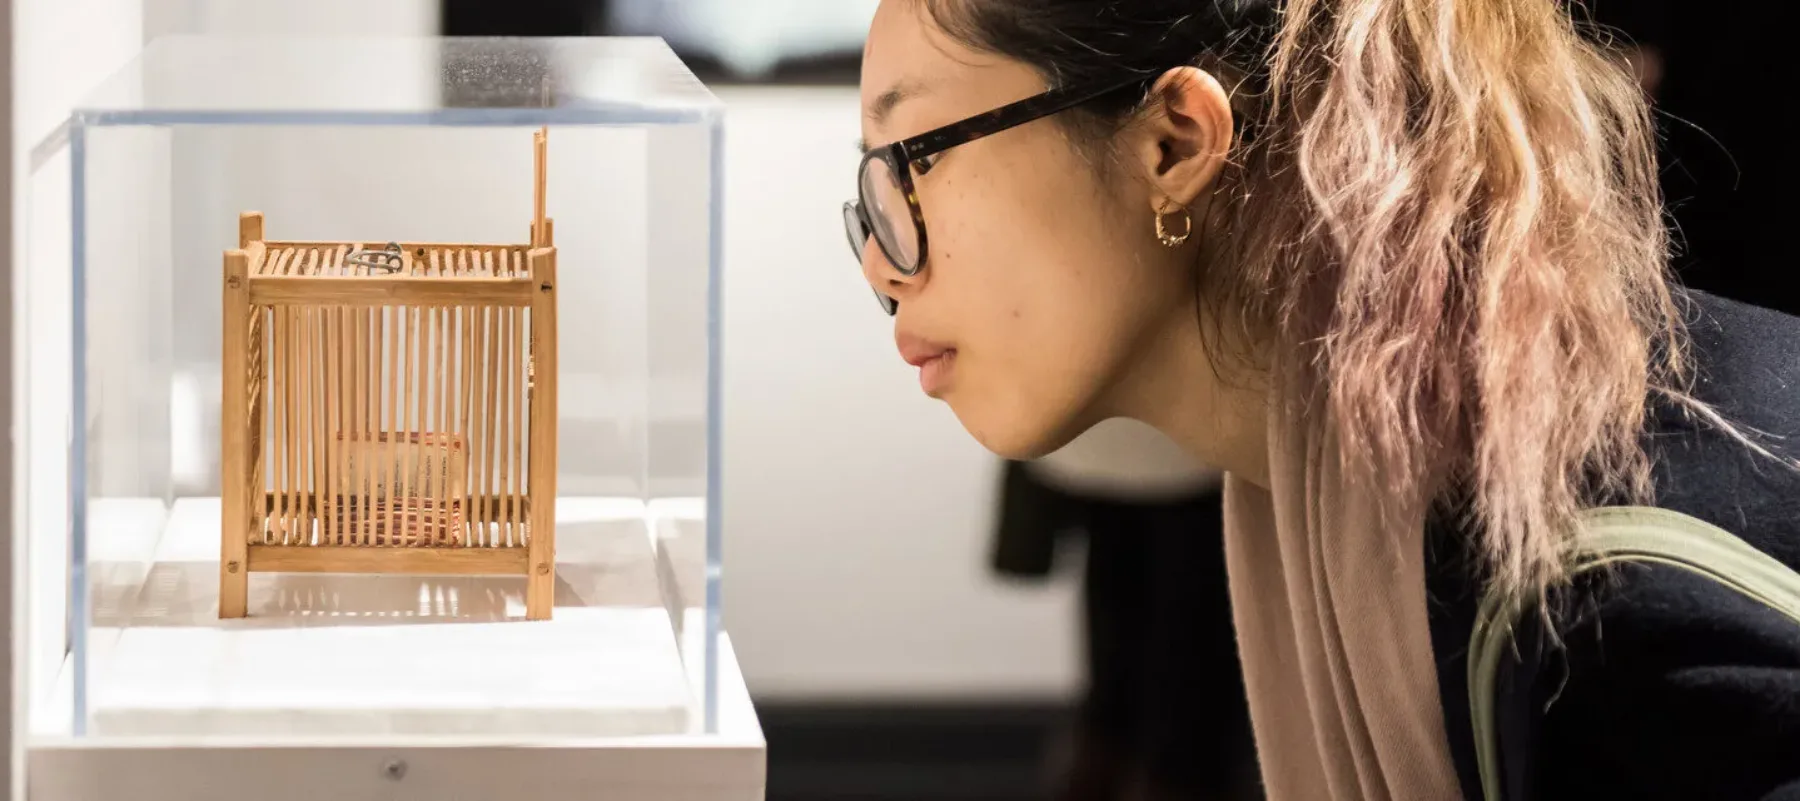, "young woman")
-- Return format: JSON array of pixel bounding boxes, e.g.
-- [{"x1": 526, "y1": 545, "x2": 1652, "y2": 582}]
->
[{"x1": 841, "y1": 1, "x2": 1800, "y2": 799}]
